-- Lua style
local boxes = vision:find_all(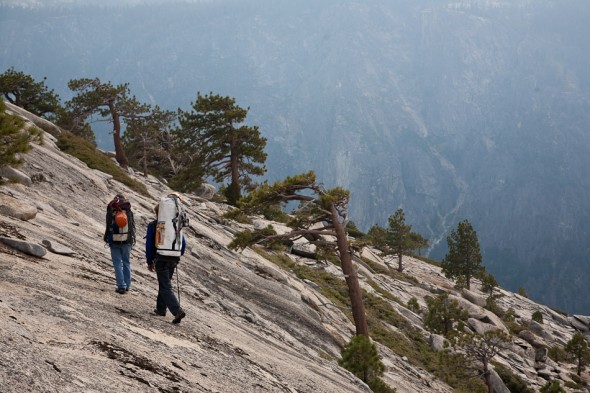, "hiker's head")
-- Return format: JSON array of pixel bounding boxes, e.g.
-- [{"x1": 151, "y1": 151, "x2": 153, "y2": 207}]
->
[{"x1": 115, "y1": 192, "x2": 126, "y2": 201}]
